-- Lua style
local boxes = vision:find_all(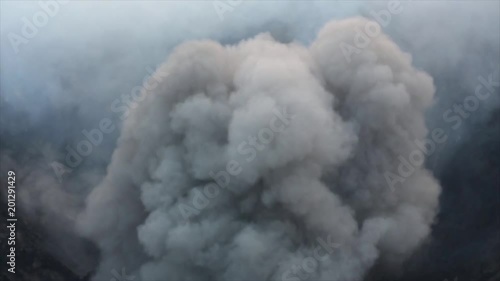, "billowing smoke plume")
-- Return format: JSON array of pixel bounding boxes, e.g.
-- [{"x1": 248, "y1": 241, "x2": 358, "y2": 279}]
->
[
  {"x1": 1, "y1": 1, "x2": 498, "y2": 281},
  {"x1": 76, "y1": 18, "x2": 440, "y2": 281}
]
